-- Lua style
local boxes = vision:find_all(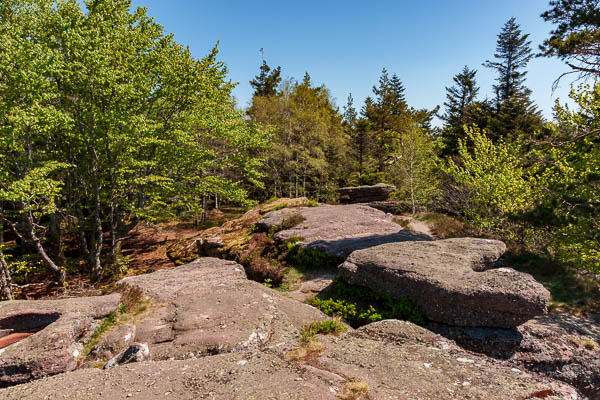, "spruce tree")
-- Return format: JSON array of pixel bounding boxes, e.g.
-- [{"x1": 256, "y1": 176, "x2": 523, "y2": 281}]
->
[
  {"x1": 250, "y1": 60, "x2": 282, "y2": 97},
  {"x1": 344, "y1": 93, "x2": 370, "y2": 176},
  {"x1": 363, "y1": 68, "x2": 409, "y2": 172},
  {"x1": 440, "y1": 66, "x2": 479, "y2": 155},
  {"x1": 483, "y1": 18, "x2": 543, "y2": 140},
  {"x1": 483, "y1": 17, "x2": 533, "y2": 105}
]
